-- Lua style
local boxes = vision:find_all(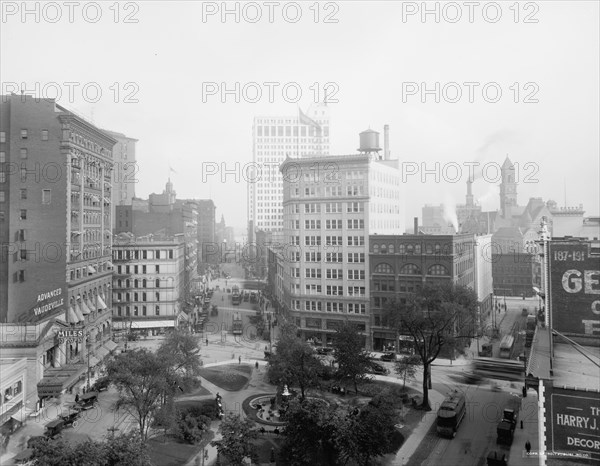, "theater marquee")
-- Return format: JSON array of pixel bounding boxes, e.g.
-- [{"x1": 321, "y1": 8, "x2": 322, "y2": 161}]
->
[{"x1": 549, "y1": 242, "x2": 600, "y2": 335}]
